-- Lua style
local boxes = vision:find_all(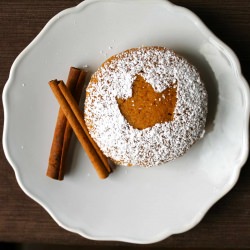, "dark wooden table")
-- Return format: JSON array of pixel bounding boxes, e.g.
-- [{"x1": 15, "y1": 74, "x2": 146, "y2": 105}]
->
[{"x1": 1, "y1": 0, "x2": 249, "y2": 248}]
